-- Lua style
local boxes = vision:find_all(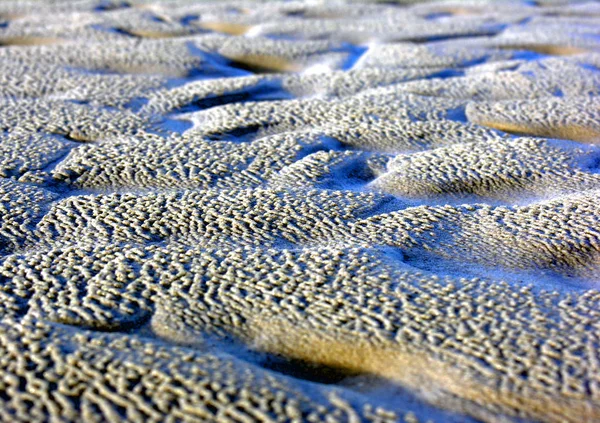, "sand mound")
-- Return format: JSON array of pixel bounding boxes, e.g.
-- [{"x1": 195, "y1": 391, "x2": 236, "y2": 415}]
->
[{"x1": 370, "y1": 137, "x2": 600, "y2": 202}]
